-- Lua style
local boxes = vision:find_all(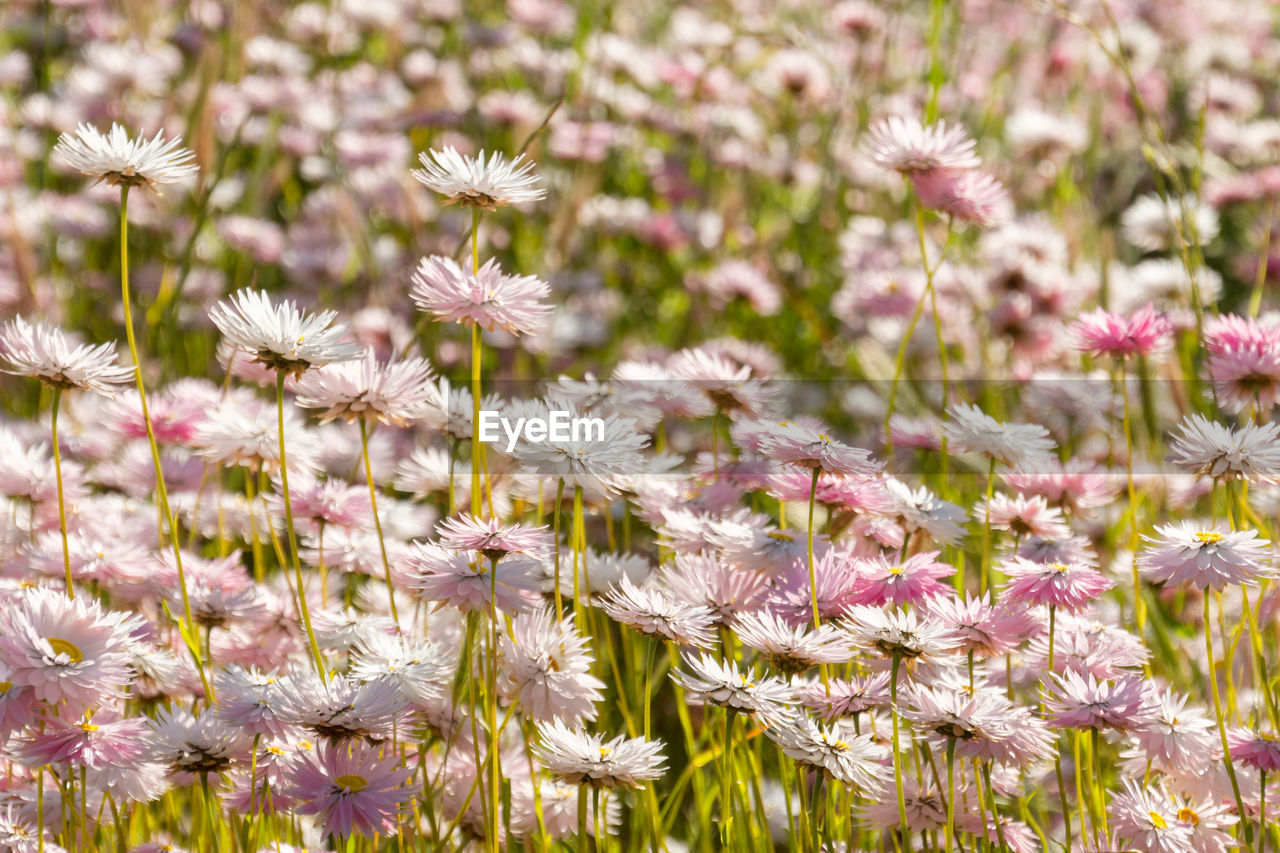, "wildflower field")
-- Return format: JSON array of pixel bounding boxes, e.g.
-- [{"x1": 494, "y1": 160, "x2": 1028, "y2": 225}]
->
[{"x1": 4, "y1": 0, "x2": 1280, "y2": 852}]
